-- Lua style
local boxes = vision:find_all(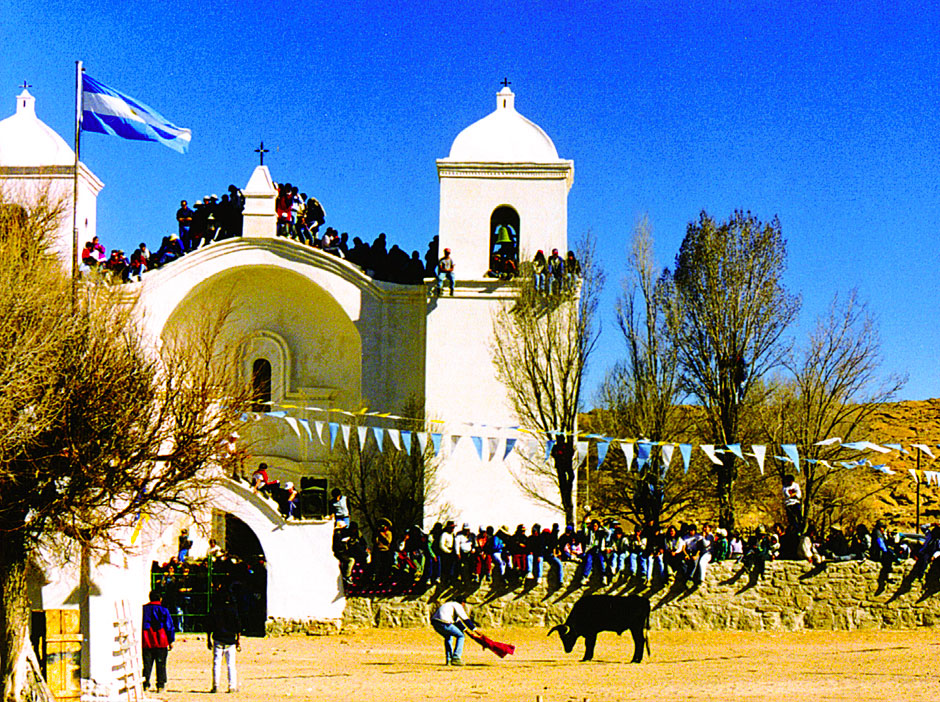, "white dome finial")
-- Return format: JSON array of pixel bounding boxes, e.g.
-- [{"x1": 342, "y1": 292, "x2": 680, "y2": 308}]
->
[
  {"x1": 16, "y1": 86, "x2": 36, "y2": 117},
  {"x1": 497, "y1": 79, "x2": 515, "y2": 111}
]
